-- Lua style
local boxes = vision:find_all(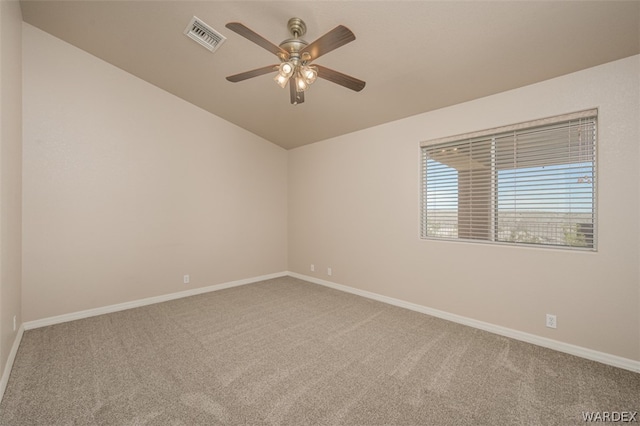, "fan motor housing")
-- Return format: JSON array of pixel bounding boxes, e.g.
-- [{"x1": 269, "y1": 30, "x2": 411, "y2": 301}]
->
[{"x1": 279, "y1": 38, "x2": 308, "y2": 55}]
